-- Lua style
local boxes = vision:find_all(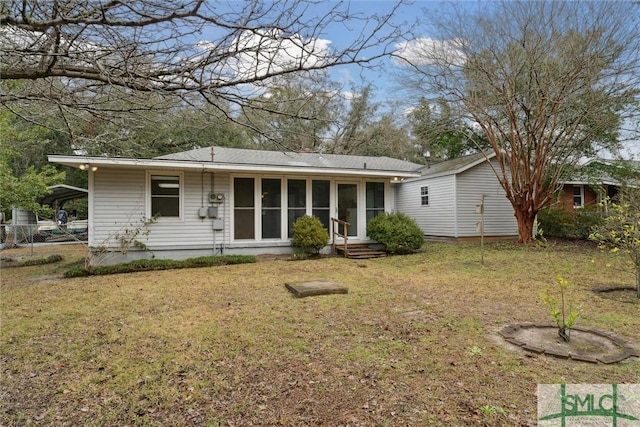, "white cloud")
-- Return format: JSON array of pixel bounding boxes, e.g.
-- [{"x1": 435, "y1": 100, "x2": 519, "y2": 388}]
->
[
  {"x1": 222, "y1": 28, "x2": 332, "y2": 82},
  {"x1": 394, "y1": 37, "x2": 466, "y2": 67}
]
